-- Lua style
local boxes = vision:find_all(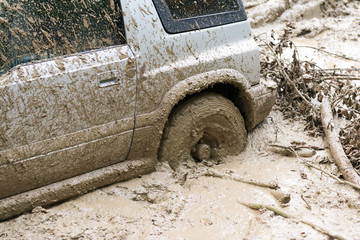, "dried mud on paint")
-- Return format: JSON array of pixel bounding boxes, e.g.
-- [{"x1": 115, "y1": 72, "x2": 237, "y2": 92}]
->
[{"x1": 1, "y1": 0, "x2": 360, "y2": 239}]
